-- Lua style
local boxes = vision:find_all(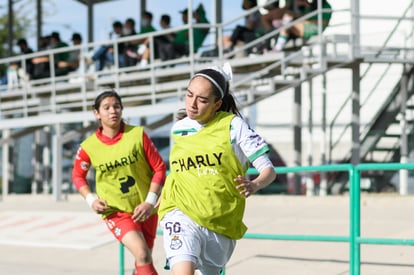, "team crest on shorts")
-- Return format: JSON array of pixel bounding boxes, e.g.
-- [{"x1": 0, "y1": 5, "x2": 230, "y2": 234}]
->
[
  {"x1": 114, "y1": 227, "x2": 121, "y2": 237},
  {"x1": 170, "y1": 235, "x2": 182, "y2": 250}
]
